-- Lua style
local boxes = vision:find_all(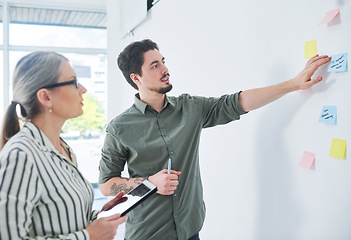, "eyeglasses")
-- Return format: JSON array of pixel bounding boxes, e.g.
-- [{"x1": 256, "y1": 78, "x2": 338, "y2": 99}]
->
[{"x1": 41, "y1": 79, "x2": 79, "y2": 89}]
